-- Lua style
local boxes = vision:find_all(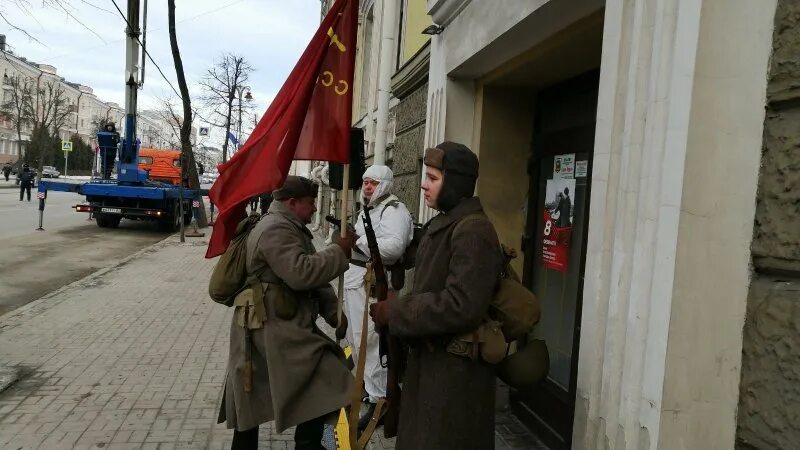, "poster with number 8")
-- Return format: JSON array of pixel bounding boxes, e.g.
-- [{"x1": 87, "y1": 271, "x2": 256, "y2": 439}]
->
[{"x1": 542, "y1": 178, "x2": 575, "y2": 272}]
